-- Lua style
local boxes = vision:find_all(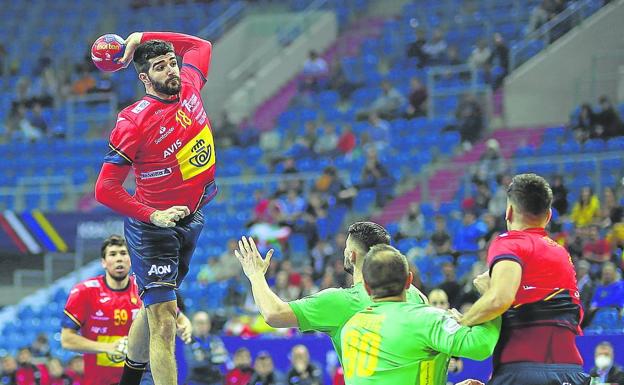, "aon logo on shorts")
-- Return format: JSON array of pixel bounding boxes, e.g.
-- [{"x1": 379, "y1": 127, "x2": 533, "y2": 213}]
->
[
  {"x1": 176, "y1": 125, "x2": 216, "y2": 181},
  {"x1": 148, "y1": 265, "x2": 172, "y2": 276}
]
